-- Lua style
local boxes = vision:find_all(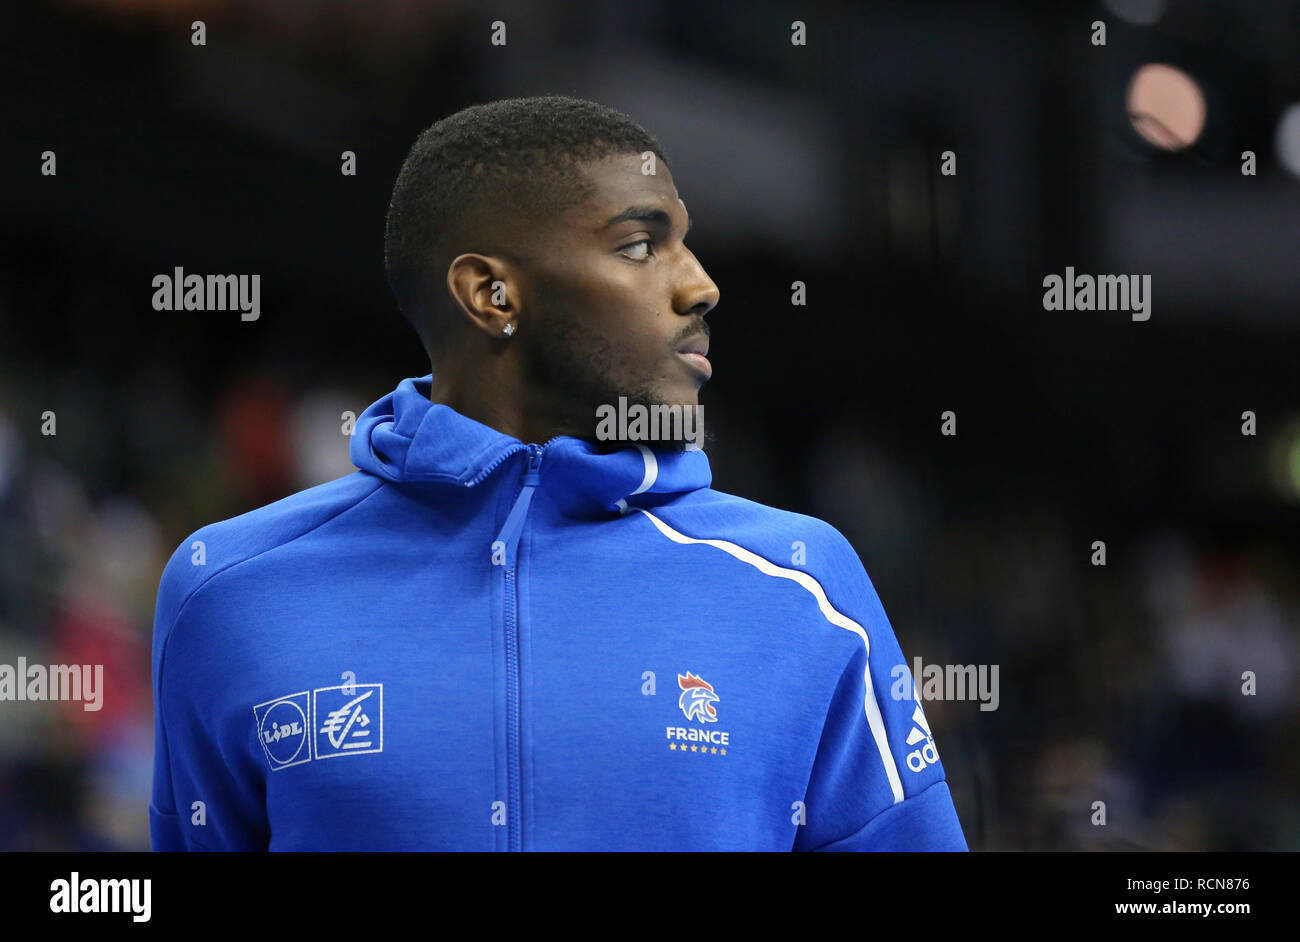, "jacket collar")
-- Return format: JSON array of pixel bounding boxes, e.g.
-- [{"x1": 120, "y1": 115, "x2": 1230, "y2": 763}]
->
[{"x1": 350, "y1": 374, "x2": 712, "y2": 515}]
